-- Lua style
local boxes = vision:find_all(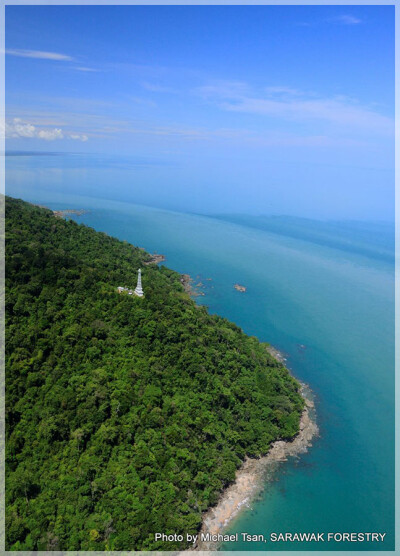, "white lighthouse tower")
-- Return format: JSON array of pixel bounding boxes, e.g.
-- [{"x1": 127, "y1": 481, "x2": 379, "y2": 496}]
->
[{"x1": 134, "y1": 268, "x2": 144, "y2": 297}]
